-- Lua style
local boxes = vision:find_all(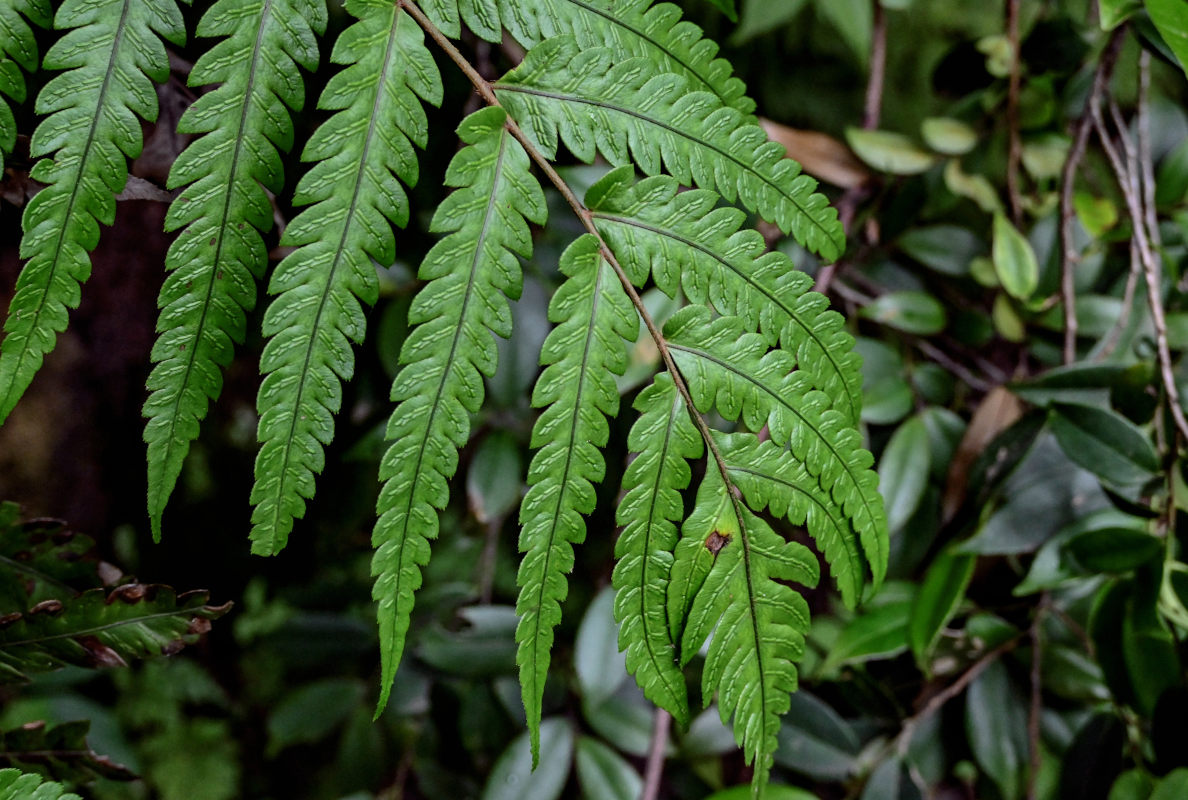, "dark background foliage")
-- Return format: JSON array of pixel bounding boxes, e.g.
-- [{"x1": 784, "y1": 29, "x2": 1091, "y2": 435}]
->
[{"x1": 3, "y1": 0, "x2": 1188, "y2": 798}]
